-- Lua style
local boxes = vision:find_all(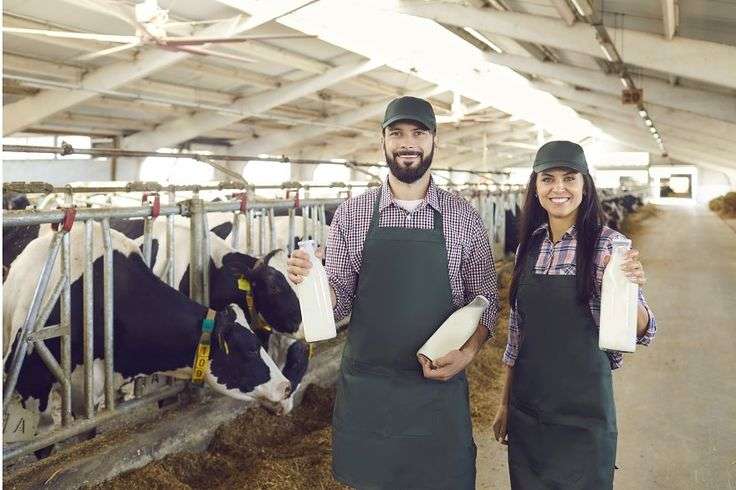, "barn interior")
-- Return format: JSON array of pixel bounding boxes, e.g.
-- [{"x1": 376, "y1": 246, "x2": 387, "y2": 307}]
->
[{"x1": 2, "y1": 1, "x2": 735, "y2": 488}]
